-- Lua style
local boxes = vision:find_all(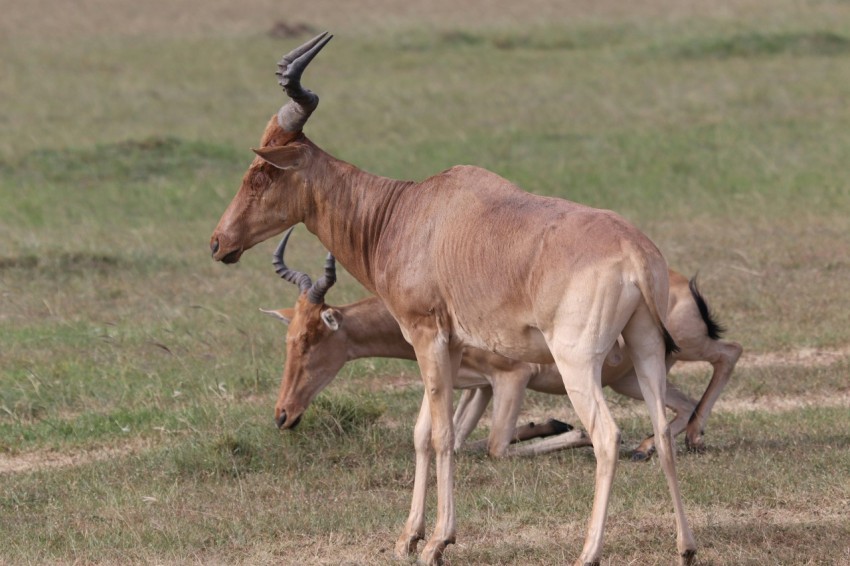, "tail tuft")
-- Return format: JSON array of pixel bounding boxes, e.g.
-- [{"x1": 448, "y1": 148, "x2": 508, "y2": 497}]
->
[
  {"x1": 688, "y1": 276, "x2": 726, "y2": 340},
  {"x1": 663, "y1": 326, "x2": 680, "y2": 355}
]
